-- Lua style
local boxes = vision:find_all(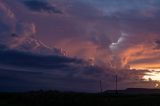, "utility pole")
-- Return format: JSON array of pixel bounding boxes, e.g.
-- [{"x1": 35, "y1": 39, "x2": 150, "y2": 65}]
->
[
  {"x1": 115, "y1": 75, "x2": 118, "y2": 94},
  {"x1": 100, "y1": 80, "x2": 103, "y2": 93}
]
